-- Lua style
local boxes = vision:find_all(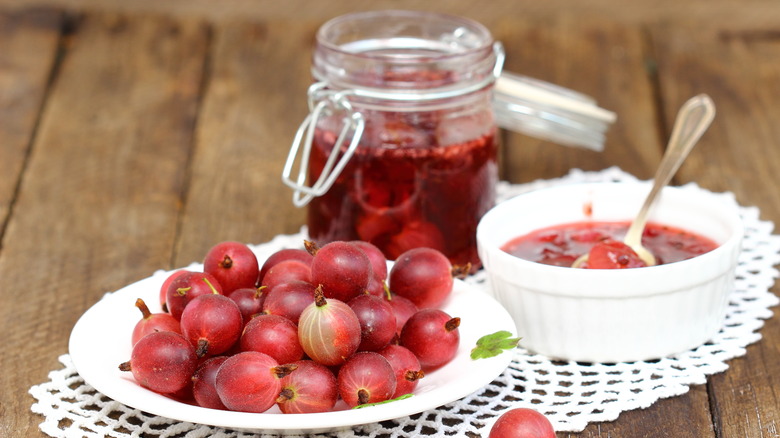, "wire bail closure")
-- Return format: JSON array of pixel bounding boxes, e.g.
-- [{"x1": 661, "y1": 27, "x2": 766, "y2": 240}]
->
[
  {"x1": 282, "y1": 42, "x2": 504, "y2": 207},
  {"x1": 281, "y1": 86, "x2": 366, "y2": 207}
]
